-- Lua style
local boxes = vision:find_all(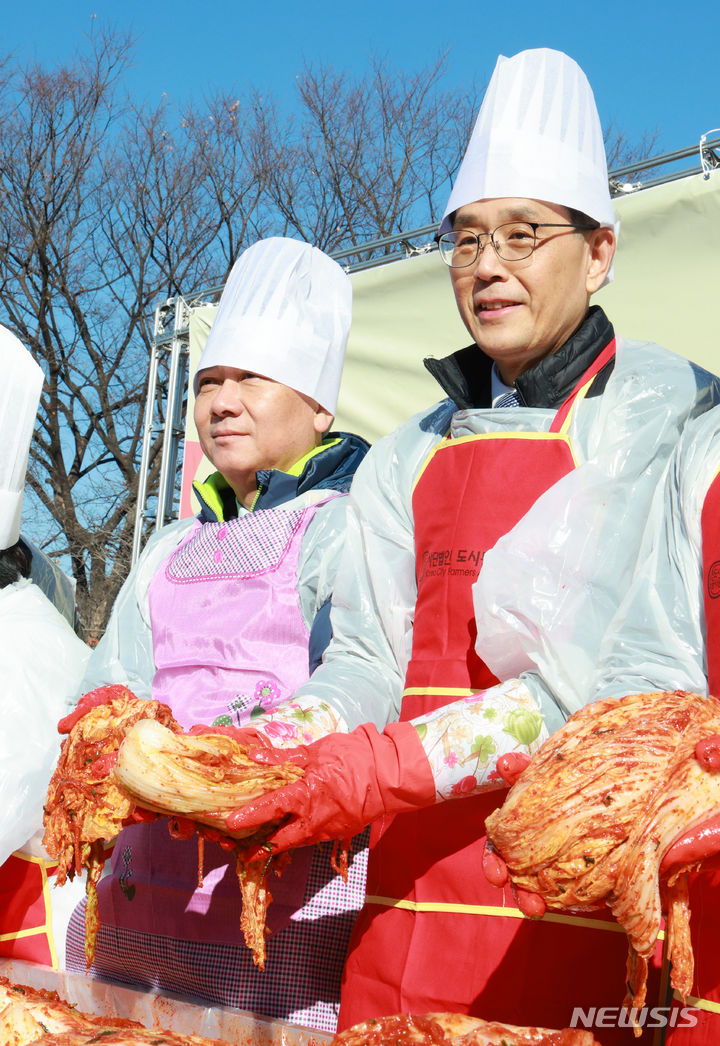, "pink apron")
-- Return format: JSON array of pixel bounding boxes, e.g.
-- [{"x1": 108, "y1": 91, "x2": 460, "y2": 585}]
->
[
  {"x1": 98, "y1": 502, "x2": 326, "y2": 942},
  {"x1": 68, "y1": 498, "x2": 368, "y2": 1031}
]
